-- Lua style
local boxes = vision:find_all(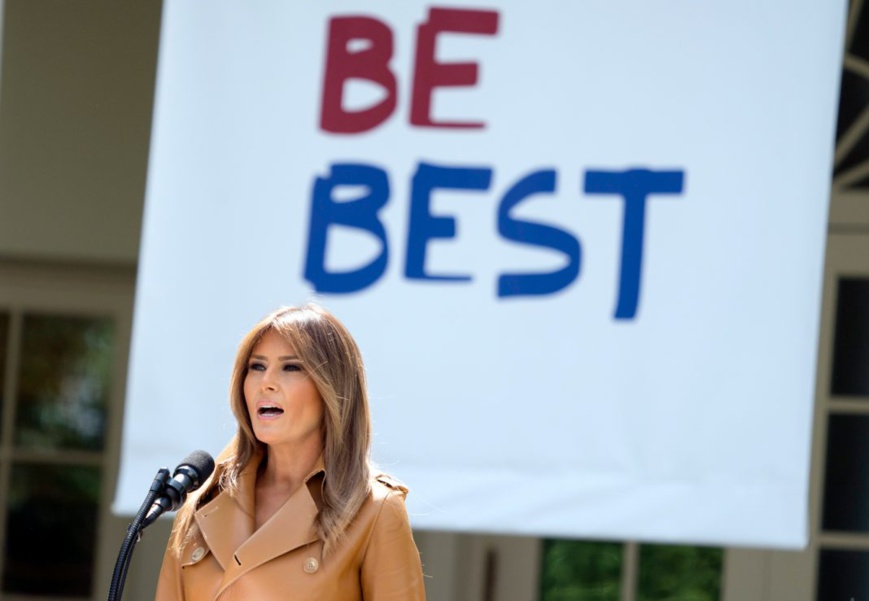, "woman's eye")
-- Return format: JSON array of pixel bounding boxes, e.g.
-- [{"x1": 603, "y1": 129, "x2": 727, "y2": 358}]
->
[
  {"x1": 283, "y1": 364, "x2": 302, "y2": 372},
  {"x1": 248, "y1": 362, "x2": 265, "y2": 371}
]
